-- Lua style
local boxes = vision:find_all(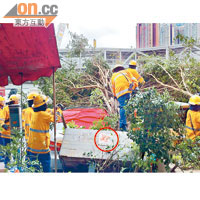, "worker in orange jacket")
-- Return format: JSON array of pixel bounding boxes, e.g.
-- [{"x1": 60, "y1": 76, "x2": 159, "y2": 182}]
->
[
  {"x1": 46, "y1": 107, "x2": 61, "y2": 120},
  {"x1": 1, "y1": 95, "x2": 19, "y2": 167},
  {"x1": 55, "y1": 104, "x2": 64, "y2": 122},
  {"x1": 126, "y1": 60, "x2": 145, "y2": 87},
  {"x1": 22, "y1": 93, "x2": 38, "y2": 143},
  {"x1": 0, "y1": 96, "x2": 5, "y2": 161},
  {"x1": 185, "y1": 95, "x2": 200, "y2": 140},
  {"x1": 1, "y1": 95, "x2": 20, "y2": 140},
  {"x1": 111, "y1": 64, "x2": 138, "y2": 131},
  {"x1": 26, "y1": 94, "x2": 59, "y2": 172},
  {"x1": 46, "y1": 103, "x2": 63, "y2": 122}
]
